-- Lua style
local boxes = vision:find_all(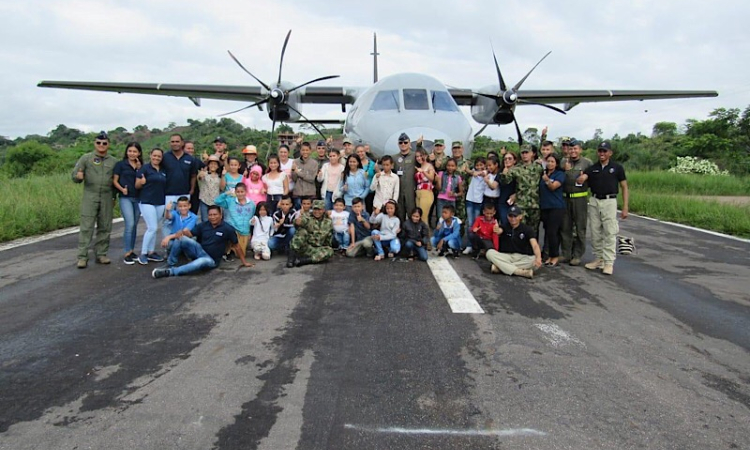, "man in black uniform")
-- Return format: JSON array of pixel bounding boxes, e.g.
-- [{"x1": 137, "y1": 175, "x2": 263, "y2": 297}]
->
[
  {"x1": 485, "y1": 205, "x2": 543, "y2": 279},
  {"x1": 576, "y1": 141, "x2": 629, "y2": 275}
]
